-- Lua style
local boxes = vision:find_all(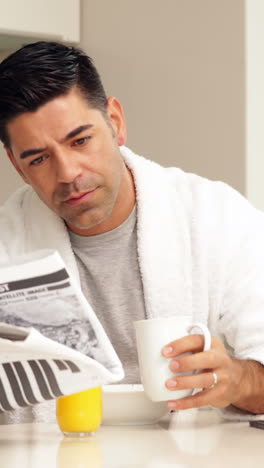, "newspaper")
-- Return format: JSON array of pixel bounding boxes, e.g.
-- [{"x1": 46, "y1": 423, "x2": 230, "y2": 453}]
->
[{"x1": 0, "y1": 250, "x2": 124, "y2": 413}]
